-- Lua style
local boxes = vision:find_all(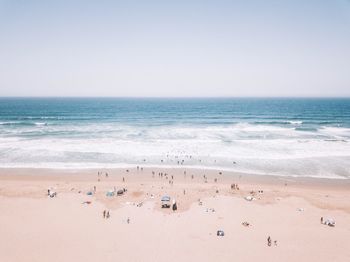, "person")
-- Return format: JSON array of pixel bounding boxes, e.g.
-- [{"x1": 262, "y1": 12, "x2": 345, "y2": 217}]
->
[
  {"x1": 267, "y1": 236, "x2": 271, "y2": 246},
  {"x1": 127, "y1": 217, "x2": 130, "y2": 224},
  {"x1": 103, "y1": 210, "x2": 106, "y2": 218},
  {"x1": 123, "y1": 177, "x2": 125, "y2": 182},
  {"x1": 321, "y1": 217, "x2": 324, "y2": 224},
  {"x1": 106, "y1": 211, "x2": 110, "y2": 219},
  {"x1": 274, "y1": 240, "x2": 277, "y2": 246},
  {"x1": 172, "y1": 200, "x2": 177, "y2": 211}
]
